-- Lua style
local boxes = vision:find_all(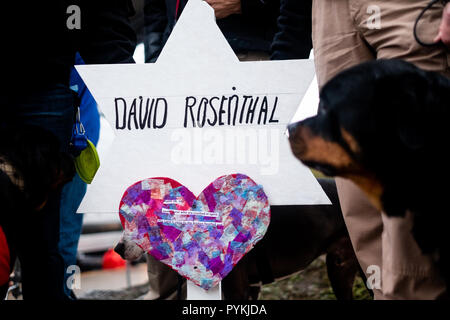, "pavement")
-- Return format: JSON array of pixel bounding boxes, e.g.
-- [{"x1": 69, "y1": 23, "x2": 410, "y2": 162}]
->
[
  {"x1": 74, "y1": 262, "x2": 148, "y2": 297},
  {"x1": 5, "y1": 262, "x2": 148, "y2": 300}
]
